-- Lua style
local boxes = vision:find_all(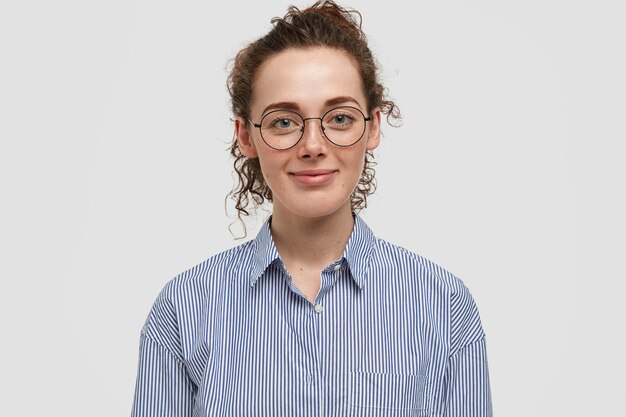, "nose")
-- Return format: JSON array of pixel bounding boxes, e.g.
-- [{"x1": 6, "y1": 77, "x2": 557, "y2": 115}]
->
[{"x1": 298, "y1": 117, "x2": 327, "y2": 158}]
